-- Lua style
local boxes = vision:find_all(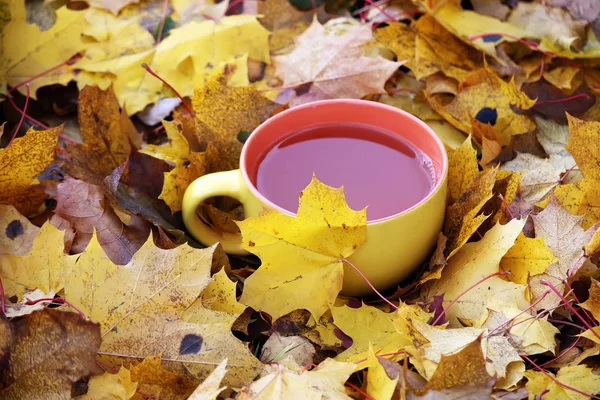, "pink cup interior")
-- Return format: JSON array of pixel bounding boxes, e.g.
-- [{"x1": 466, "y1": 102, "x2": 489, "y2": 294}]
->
[{"x1": 240, "y1": 99, "x2": 448, "y2": 222}]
